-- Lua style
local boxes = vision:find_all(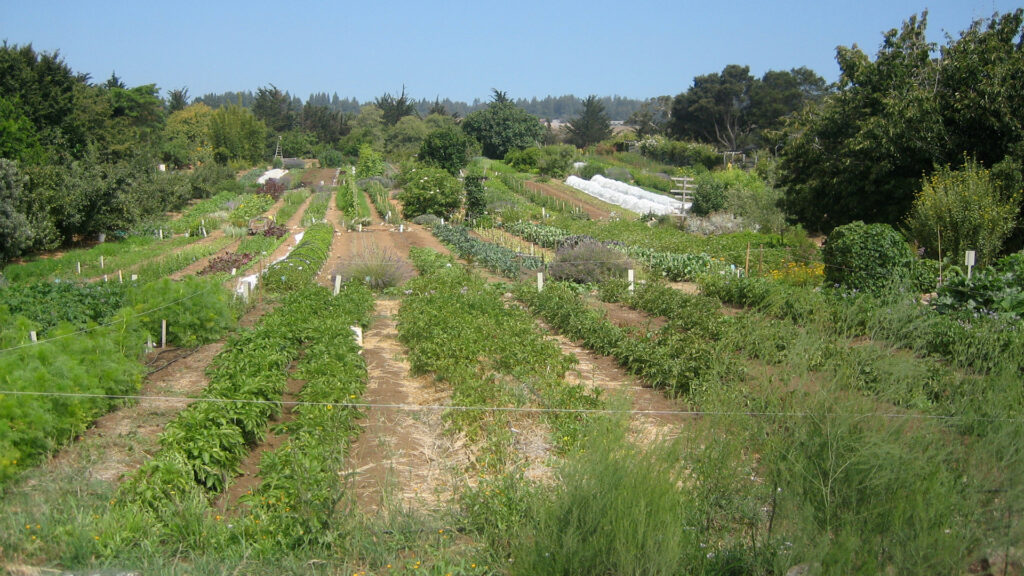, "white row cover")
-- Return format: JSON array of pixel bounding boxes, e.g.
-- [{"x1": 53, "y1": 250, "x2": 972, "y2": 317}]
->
[
  {"x1": 257, "y1": 168, "x2": 289, "y2": 185},
  {"x1": 565, "y1": 175, "x2": 683, "y2": 215}
]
